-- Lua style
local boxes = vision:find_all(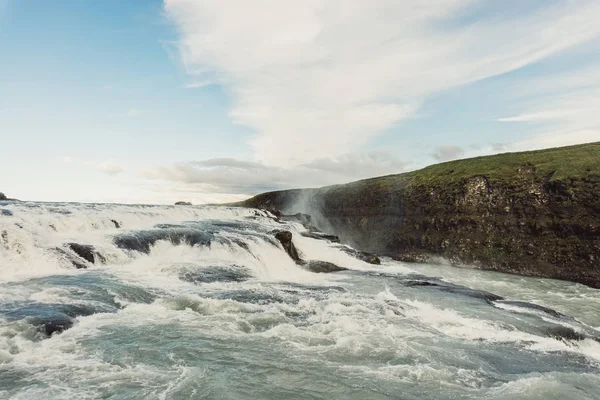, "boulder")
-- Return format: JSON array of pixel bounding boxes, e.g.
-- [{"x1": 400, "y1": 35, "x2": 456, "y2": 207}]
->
[
  {"x1": 273, "y1": 230, "x2": 301, "y2": 262},
  {"x1": 37, "y1": 316, "x2": 74, "y2": 337},
  {"x1": 66, "y1": 243, "x2": 105, "y2": 264},
  {"x1": 0, "y1": 192, "x2": 6, "y2": 201},
  {"x1": 175, "y1": 201, "x2": 192, "y2": 206},
  {"x1": 356, "y1": 251, "x2": 381, "y2": 265},
  {"x1": 303, "y1": 260, "x2": 348, "y2": 273}
]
